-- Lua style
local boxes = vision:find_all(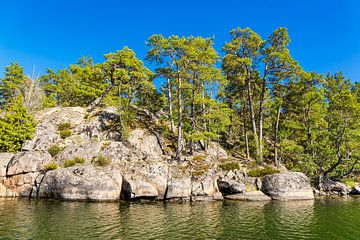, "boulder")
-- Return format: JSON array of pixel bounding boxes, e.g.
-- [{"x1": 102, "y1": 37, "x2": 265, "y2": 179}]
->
[
  {"x1": 217, "y1": 179, "x2": 246, "y2": 195},
  {"x1": 166, "y1": 177, "x2": 192, "y2": 200},
  {"x1": 319, "y1": 177, "x2": 351, "y2": 195},
  {"x1": 192, "y1": 171, "x2": 222, "y2": 200},
  {"x1": 120, "y1": 162, "x2": 168, "y2": 200},
  {"x1": 224, "y1": 191, "x2": 272, "y2": 201},
  {"x1": 261, "y1": 172, "x2": 314, "y2": 200},
  {"x1": 7, "y1": 151, "x2": 53, "y2": 176},
  {"x1": 0, "y1": 153, "x2": 14, "y2": 177},
  {"x1": 350, "y1": 186, "x2": 360, "y2": 195},
  {"x1": 217, "y1": 170, "x2": 259, "y2": 195},
  {"x1": 38, "y1": 164, "x2": 122, "y2": 201}
]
